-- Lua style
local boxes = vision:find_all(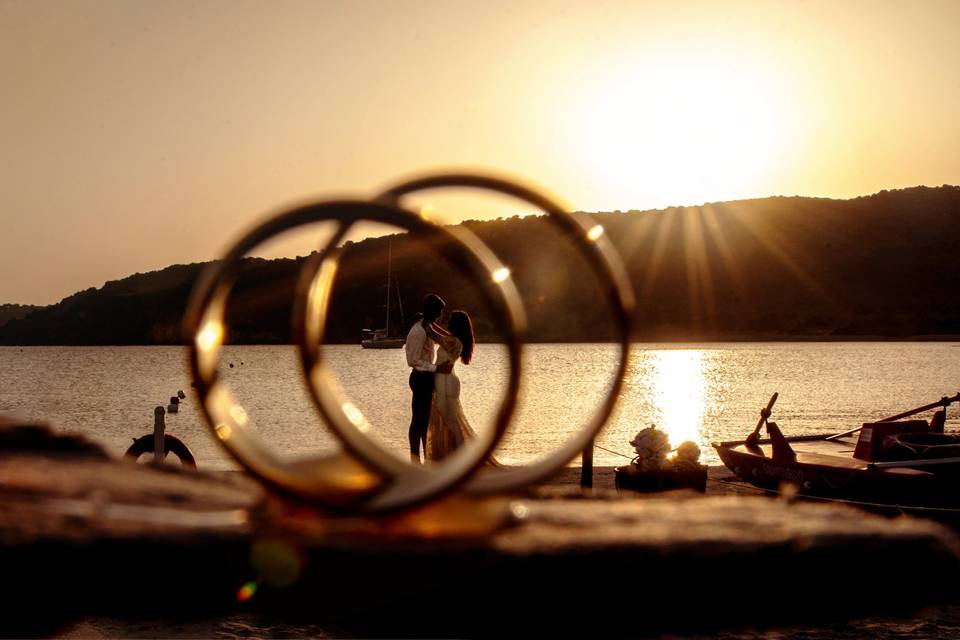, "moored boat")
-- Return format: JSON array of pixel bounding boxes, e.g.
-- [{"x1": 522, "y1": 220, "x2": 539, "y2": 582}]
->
[
  {"x1": 361, "y1": 329, "x2": 405, "y2": 349},
  {"x1": 361, "y1": 239, "x2": 406, "y2": 349},
  {"x1": 714, "y1": 392, "x2": 960, "y2": 514}
]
